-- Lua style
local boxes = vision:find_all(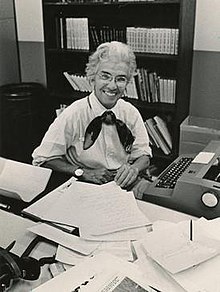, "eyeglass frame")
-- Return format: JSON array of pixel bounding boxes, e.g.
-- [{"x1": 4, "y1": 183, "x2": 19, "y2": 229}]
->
[{"x1": 96, "y1": 71, "x2": 129, "y2": 87}]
